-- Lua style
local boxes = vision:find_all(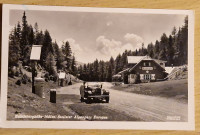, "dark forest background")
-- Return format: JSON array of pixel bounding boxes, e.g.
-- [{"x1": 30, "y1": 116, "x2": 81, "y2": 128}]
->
[{"x1": 9, "y1": 12, "x2": 188, "y2": 82}]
